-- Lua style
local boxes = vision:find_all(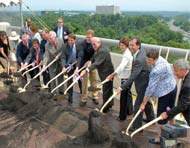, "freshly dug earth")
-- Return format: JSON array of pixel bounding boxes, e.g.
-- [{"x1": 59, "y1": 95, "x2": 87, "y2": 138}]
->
[{"x1": 0, "y1": 87, "x2": 138, "y2": 148}]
